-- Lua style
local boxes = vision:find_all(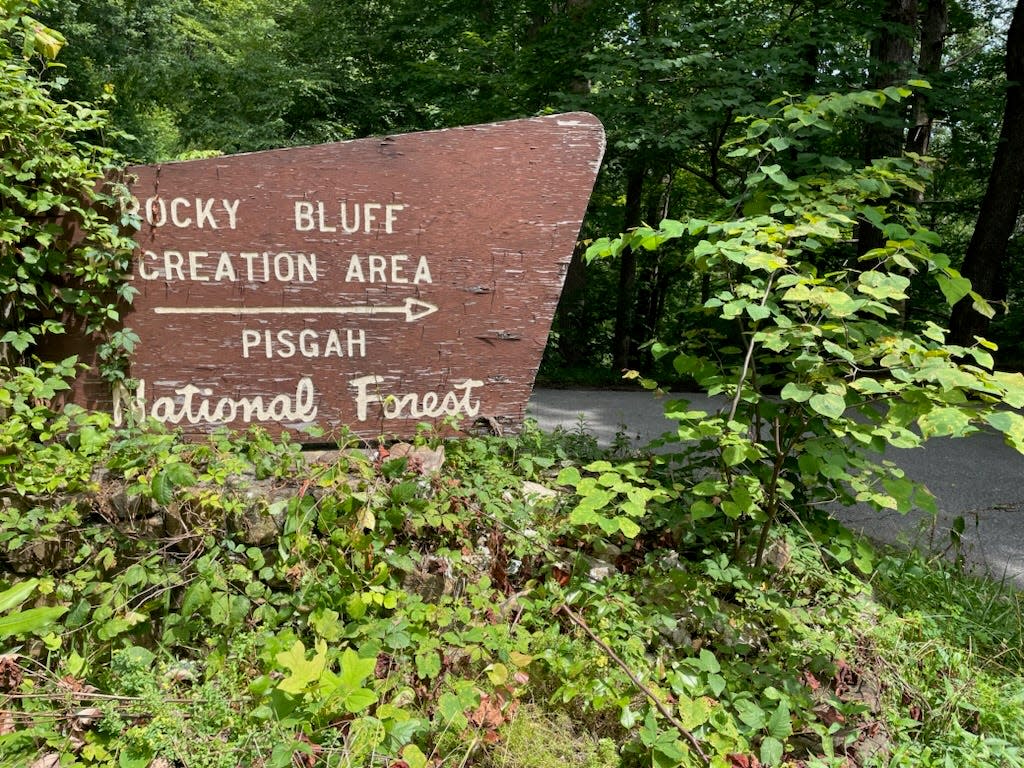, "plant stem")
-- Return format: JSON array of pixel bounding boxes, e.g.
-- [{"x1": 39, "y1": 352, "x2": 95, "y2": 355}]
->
[
  {"x1": 557, "y1": 604, "x2": 711, "y2": 768},
  {"x1": 727, "y1": 273, "x2": 775, "y2": 423}
]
